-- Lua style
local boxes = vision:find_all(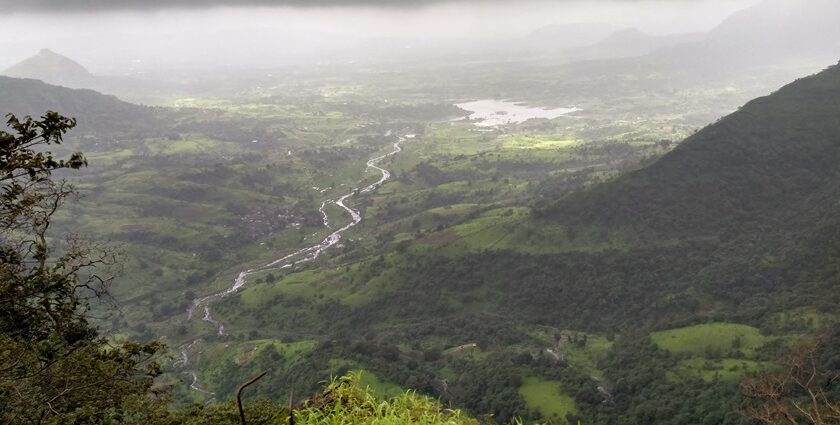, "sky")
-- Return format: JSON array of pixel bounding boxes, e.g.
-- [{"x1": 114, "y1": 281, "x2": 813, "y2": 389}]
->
[
  {"x1": 0, "y1": 0, "x2": 760, "y2": 12},
  {"x1": 0, "y1": 0, "x2": 761, "y2": 72}
]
